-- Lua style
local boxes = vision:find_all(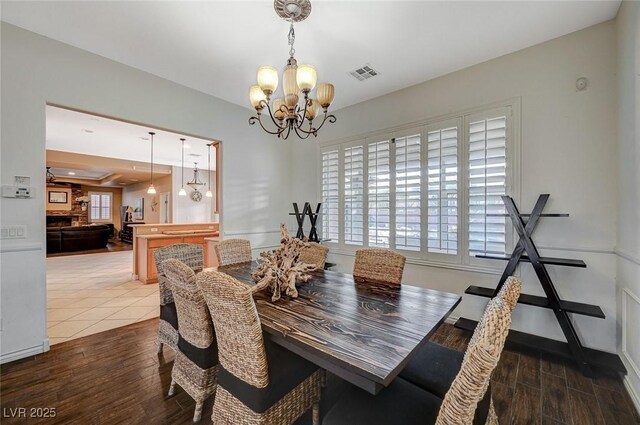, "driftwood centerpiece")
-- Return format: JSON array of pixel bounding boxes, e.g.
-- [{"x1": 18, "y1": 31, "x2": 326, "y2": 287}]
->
[{"x1": 251, "y1": 224, "x2": 319, "y2": 302}]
